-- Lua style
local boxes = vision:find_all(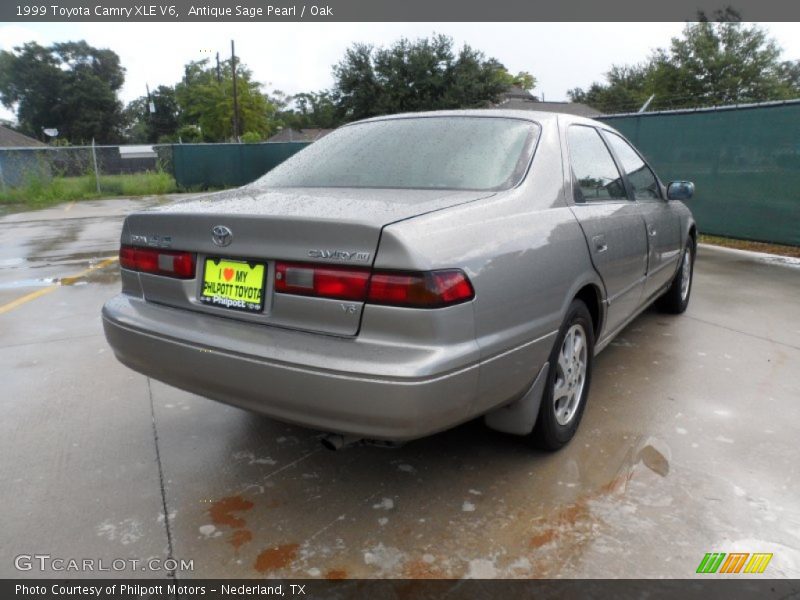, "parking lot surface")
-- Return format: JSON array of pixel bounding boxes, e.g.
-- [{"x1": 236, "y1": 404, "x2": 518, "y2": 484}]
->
[{"x1": 1, "y1": 197, "x2": 799, "y2": 579}]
